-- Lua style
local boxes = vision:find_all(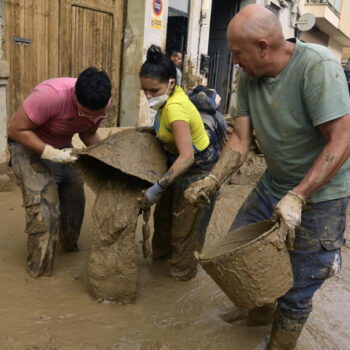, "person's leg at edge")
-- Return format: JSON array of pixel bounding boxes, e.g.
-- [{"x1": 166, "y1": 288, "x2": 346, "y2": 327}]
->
[
  {"x1": 268, "y1": 196, "x2": 349, "y2": 349},
  {"x1": 152, "y1": 185, "x2": 174, "y2": 259},
  {"x1": 169, "y1": 171, "x2": 216, "y2": 281},
  {"x1": 57, "y1": 164, "x2": 85, "y2": 251},
  {"x1": 9, "y1": 142, "x2": 60, "y2": 278}
]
